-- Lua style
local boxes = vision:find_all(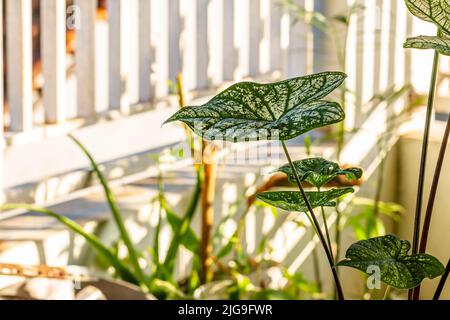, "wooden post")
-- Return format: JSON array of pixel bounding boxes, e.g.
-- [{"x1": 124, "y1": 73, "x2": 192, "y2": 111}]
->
[
  {"x1": 41, "y1": 0, "x2": 66, "y2": 124},
  {"x1": 6, "y1": 0, "x2": 33, "y2": 132}
]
